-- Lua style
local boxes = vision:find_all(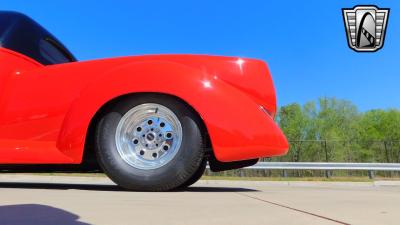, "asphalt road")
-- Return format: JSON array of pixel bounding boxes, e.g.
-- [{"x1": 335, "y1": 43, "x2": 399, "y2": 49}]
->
[{"x1": 0, "y1": 175, "x2": 399, "y2": 225}]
